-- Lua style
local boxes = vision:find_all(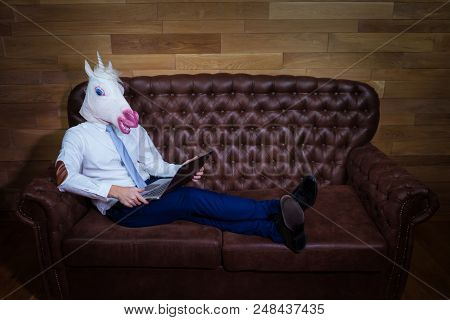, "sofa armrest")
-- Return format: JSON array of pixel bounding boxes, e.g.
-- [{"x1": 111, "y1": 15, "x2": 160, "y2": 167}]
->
[
  {"x1": 17, "y1": 176, "x2": 90, "y2": 236},
  {"x1": 346, "y1": 143, "x2": 439, "y2": 298},
  {"x1": 15, "y1": 175, "x2": 90, "y2": 299},
  {"x1": 347, "y1": 143, "x2": 439, "y2": 232}
]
